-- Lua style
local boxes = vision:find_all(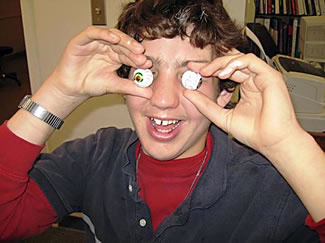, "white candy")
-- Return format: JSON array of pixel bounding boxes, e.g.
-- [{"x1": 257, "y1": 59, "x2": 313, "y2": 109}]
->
[
  {"x1": 181, "y1": 70, "x2": 202, "y2": 90},
  {"x1": 133, "y1": 69, "x2": 153, "y2": 88}
]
